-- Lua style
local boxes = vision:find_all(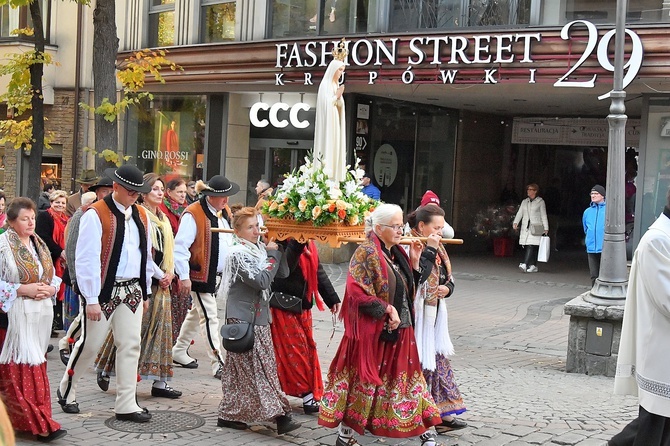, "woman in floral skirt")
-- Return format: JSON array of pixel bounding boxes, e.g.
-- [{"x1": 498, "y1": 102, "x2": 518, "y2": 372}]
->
[
  {"x1": 408, "y1": 205, "x2": 467, "y2": 432},
  {"x1": 318, "y1": 203, "x2": 442, "y2": 446}
]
